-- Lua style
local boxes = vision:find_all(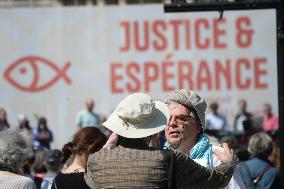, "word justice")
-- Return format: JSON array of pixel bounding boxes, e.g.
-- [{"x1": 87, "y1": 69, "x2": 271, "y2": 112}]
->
[
  {"x1": 110, "y1": 57, "x2": 268, "y2": 93},
  {"x1": 120, "y1": 17, "x2": 254, "y2": 51}
]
